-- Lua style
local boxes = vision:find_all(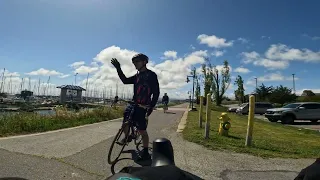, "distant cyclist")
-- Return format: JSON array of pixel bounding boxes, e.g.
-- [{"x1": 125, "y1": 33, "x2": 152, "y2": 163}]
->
[
  {"x1": 162, "y1": 93, "x2": 169, "y2": 113},
  {"x1": 111, "y1": 95, "x2": 119, "y2": 107},
  {"x1": 111, "y1": 53, "x2": 160, "y2": 161}
]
